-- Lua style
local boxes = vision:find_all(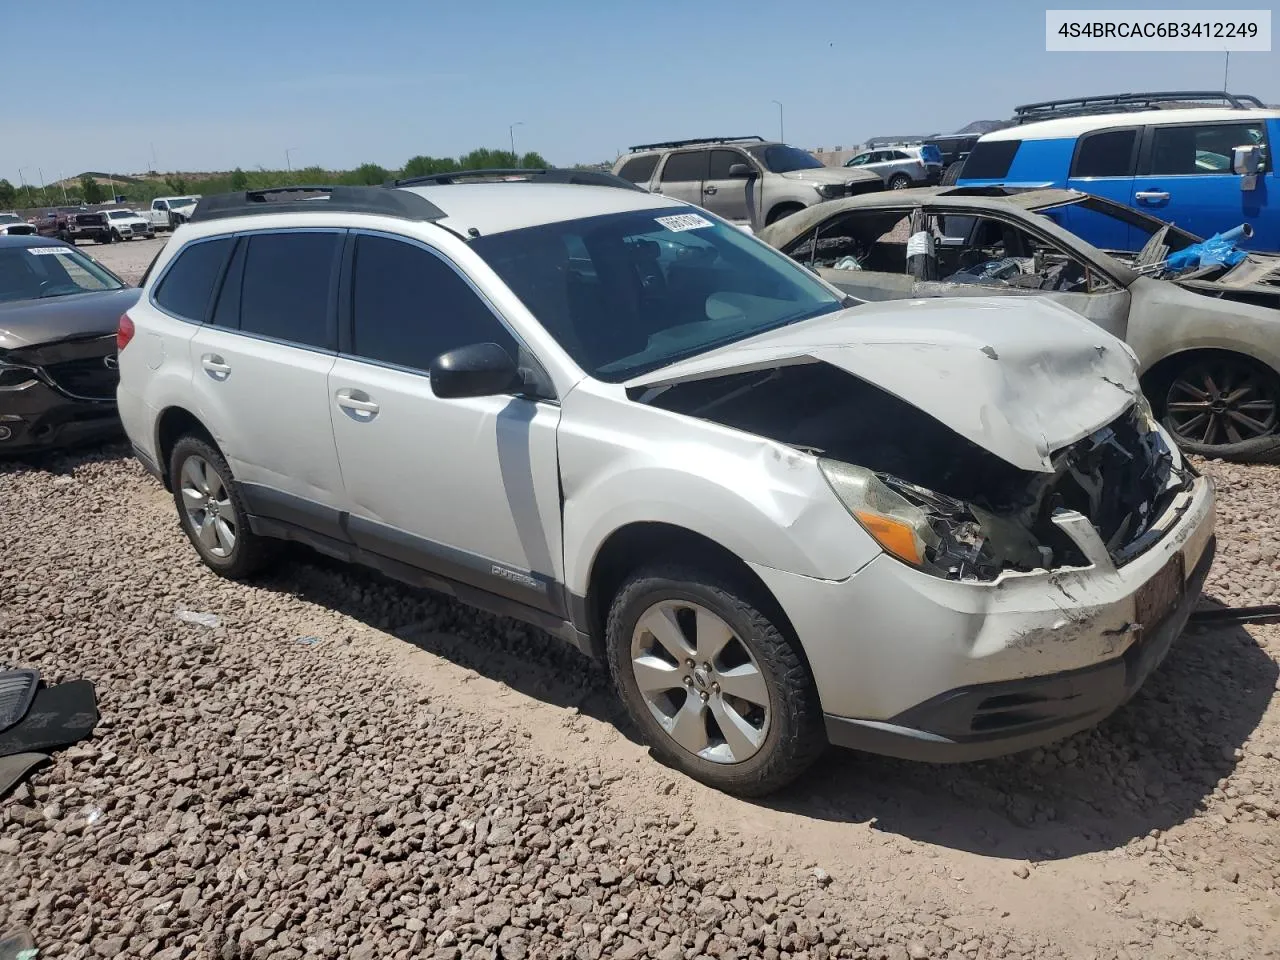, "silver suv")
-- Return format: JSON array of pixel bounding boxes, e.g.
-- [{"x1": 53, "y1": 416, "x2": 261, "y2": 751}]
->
[
  {"x1": 844, "y1": 144, "x2": 944, "y2": 189},
  {"x1": 117, "y1": 173, "x2": 1215, "y2": 796},
  {"x1": 613, "y1": 136, "x2": 883, "y2": 229}
]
